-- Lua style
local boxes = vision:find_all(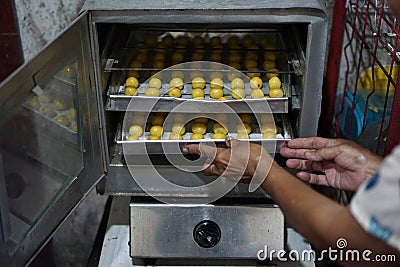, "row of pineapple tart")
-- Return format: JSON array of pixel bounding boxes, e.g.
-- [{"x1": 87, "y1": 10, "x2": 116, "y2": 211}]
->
[
  {"x1": 126, "y1": 113, "x2": 278, "y2": 141},
  {"x1": 124, "y1": 76, "x2": 283, "y2": 99}
]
